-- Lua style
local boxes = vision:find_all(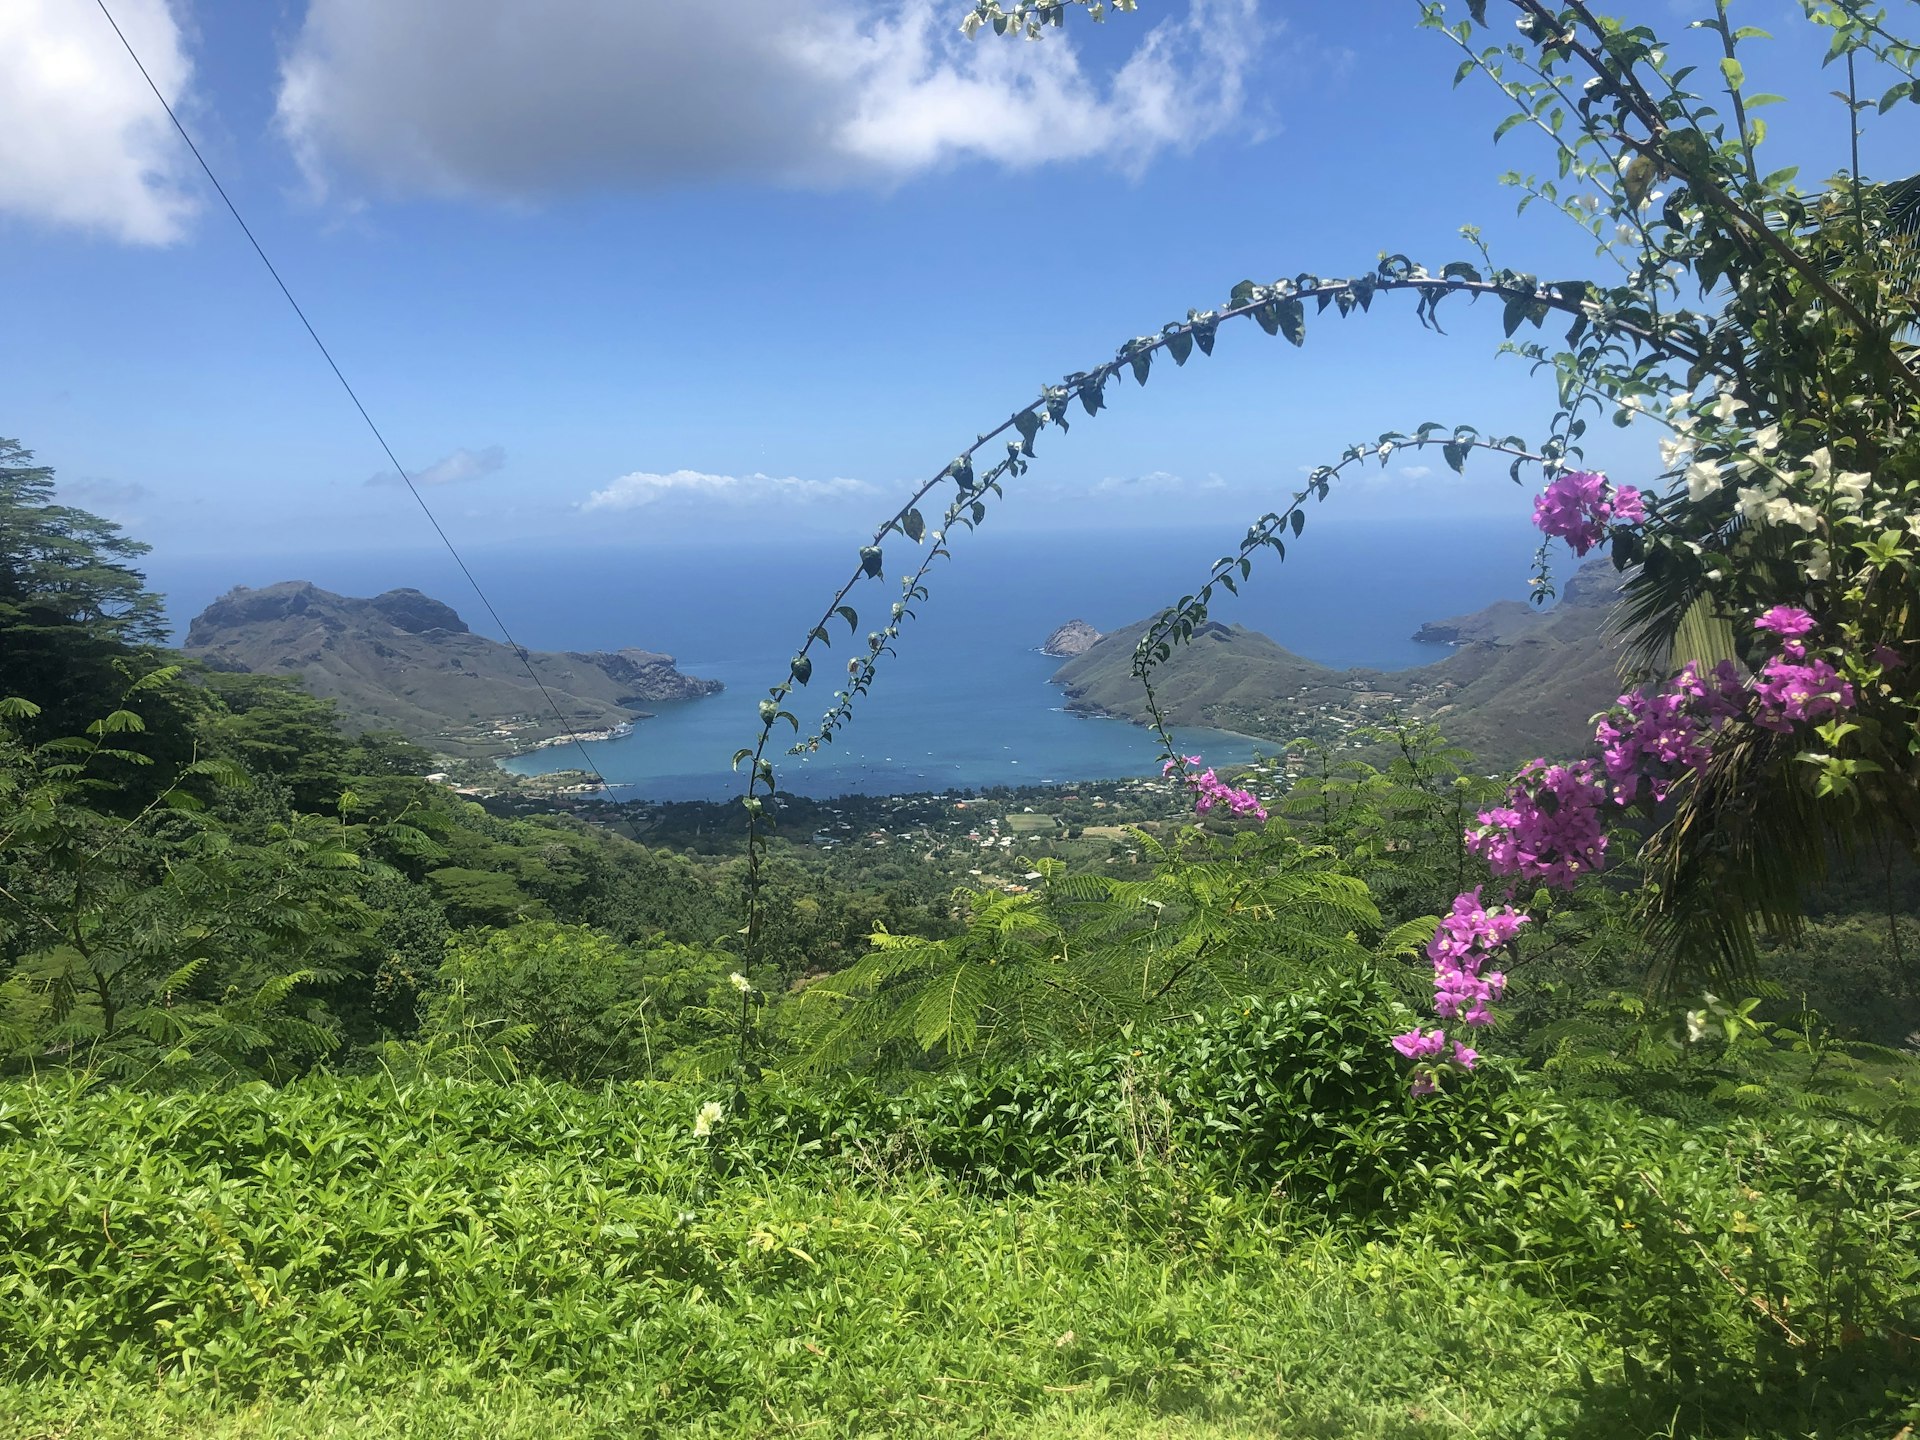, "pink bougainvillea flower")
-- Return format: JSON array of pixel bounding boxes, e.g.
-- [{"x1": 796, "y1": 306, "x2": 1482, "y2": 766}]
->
[
  {"x1": 1392, "y1": 1028, "x2": 1449, "y2": 1061},
  {"x1": 1166, "y1": 754, "x2": 1267, "y2": 821},
  {"x1": 1609, "y1": 485, "x2": 1648, "y2": 526},
  {"x1": 1466, "y1": 759, "x2": 1610, "y2": 889},
  {"x1": 1531, "y1": 470, "x2": 1645, "y2": 556},
  {"x1": 1754, "y1": 605, "x2": 1816, "y2": 637}
]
